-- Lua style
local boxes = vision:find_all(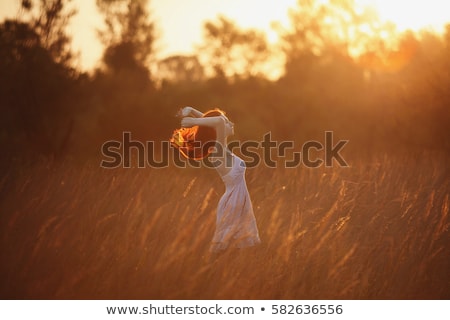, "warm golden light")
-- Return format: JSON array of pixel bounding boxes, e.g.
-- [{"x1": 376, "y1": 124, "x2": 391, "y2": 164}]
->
[
  {"x1": 1, "y1": 0, "x2": 448, "y2": 71},
  {"x1": 359, "y1": 0, "x2": 449, "y2": 32}
]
